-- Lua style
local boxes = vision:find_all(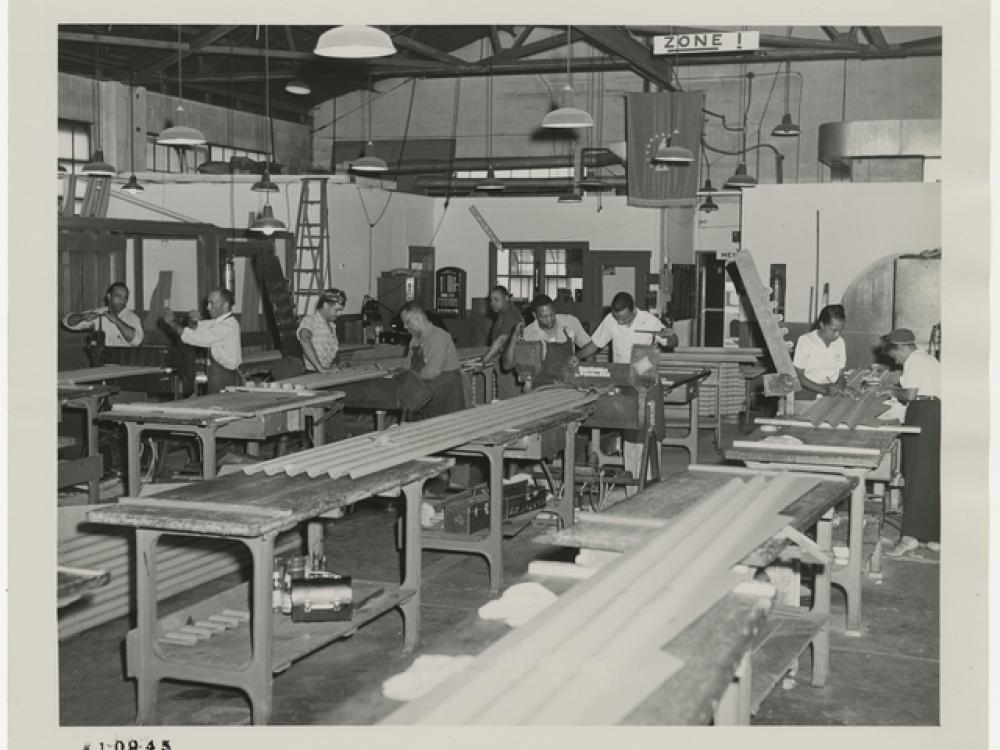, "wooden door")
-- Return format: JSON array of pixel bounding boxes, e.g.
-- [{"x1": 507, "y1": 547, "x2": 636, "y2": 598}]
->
[{"x1": 585, "y1": 251, "x2": 651, "y2": 329}]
